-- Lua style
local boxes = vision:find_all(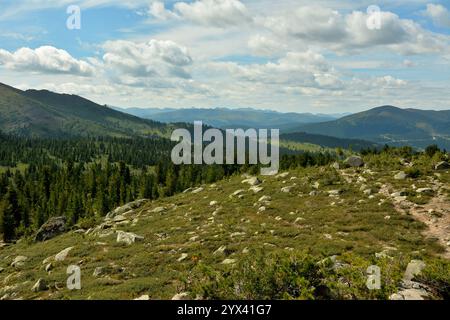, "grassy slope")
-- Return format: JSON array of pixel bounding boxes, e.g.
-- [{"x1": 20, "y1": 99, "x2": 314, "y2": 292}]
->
[{"x1": 1, "y1": 156, "x2": 449, "y2": 300}]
